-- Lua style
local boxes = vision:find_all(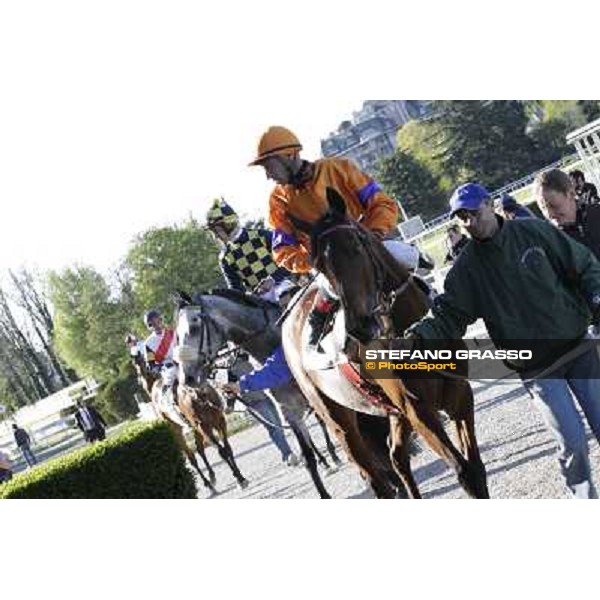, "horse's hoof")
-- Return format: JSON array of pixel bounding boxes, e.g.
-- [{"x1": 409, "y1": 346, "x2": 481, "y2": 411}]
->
[
  {"x1": 238, "y1": 479, "x2": 249, "y2": 490},
  {"x1": 205, "y1": 485, "x2": 218, "y2": 498},
  {"x1": 394, "y1": 487, "x2": 409, "y2": 499}
]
